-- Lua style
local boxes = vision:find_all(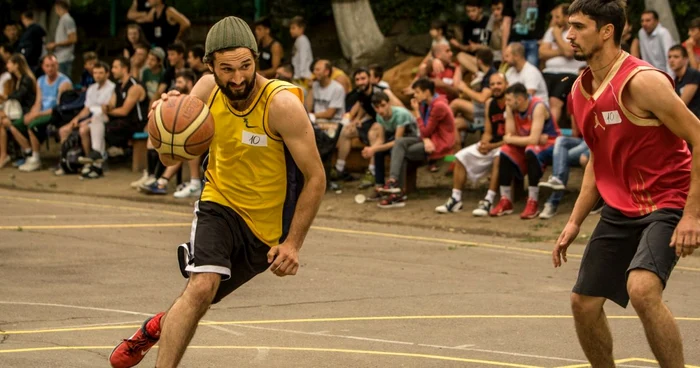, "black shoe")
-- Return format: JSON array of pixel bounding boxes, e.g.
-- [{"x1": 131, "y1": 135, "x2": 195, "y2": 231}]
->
[
  {"x1": 81, "y1": 165, "x2": 103, "y2": 179},
  {"x1": 78, "y1": 150, "x2": 104, "y2": 165}
]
